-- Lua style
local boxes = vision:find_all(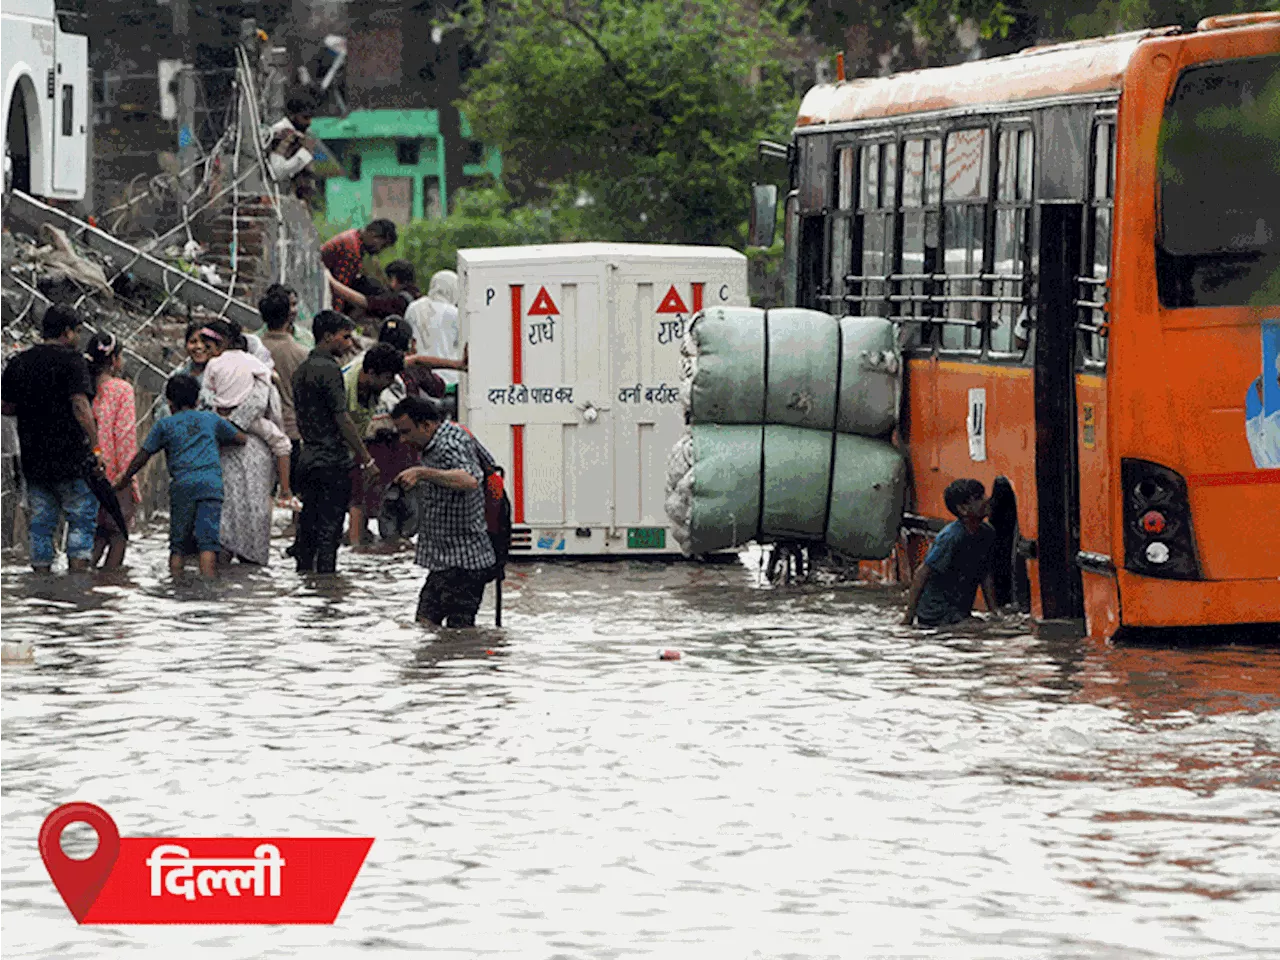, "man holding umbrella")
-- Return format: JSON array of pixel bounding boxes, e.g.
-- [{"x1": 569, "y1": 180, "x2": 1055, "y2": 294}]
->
[{"x1": 1, "y1": 304, "x2": 103, "y2": 573}]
